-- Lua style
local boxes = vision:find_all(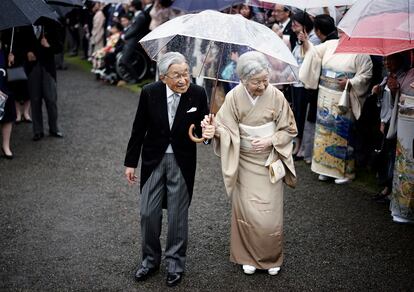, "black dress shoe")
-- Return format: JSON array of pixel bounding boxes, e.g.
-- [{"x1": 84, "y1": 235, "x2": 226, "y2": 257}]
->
[
  {"x1": 49, "y1": 131, "x2": 63, "y2": 138},
  {"x1": 32, "y1": 133, "x2": 44, "y2": 141},
  {"x1": 1, "y1": 148, "x2": 13, "y2": 159},
  {"x1": 134, "y1": 266, "x2": 159, "y2": 282},
  {"x1": 166, "y1": 272, "x2": 182, "y2": 287}
]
